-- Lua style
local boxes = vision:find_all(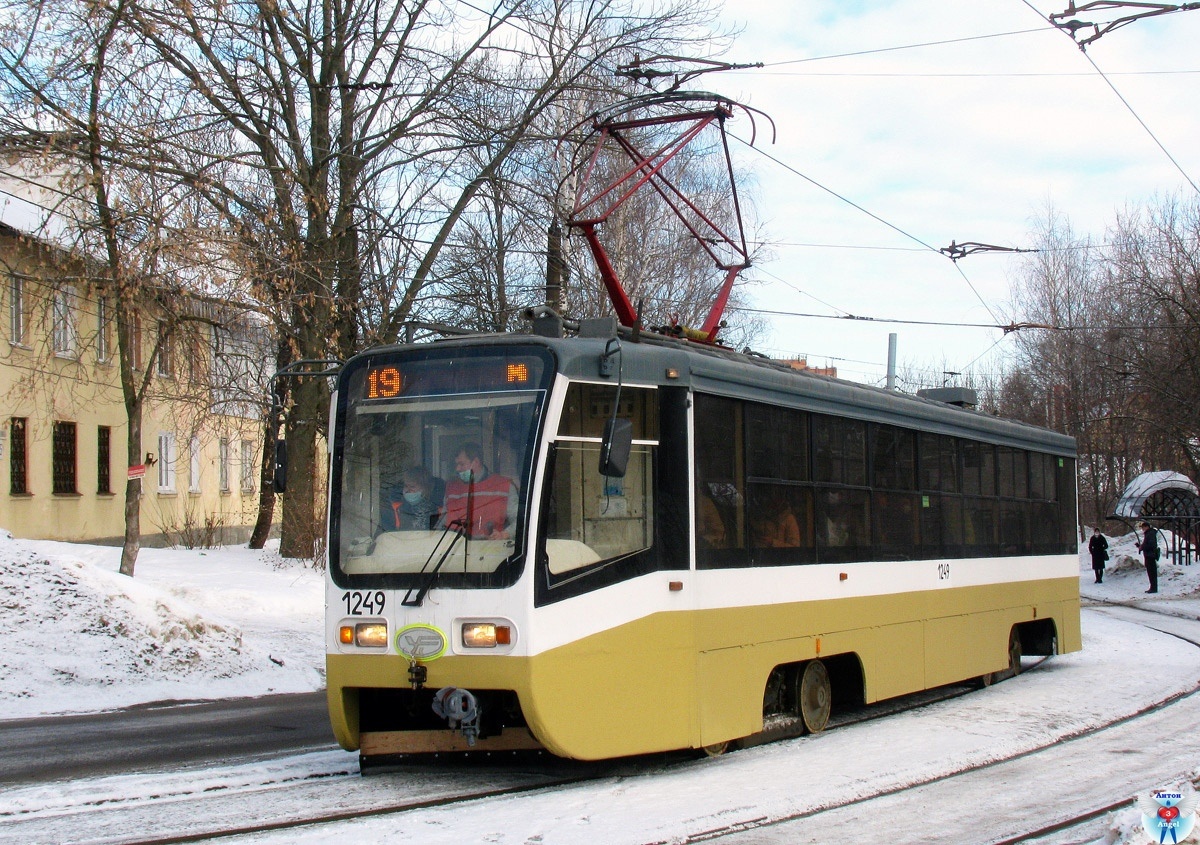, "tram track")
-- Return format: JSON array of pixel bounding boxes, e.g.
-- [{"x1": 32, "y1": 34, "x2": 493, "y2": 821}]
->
[
  {"x1": 0, "y1": 663, "x2": 1051, "y2": 845},
  {"x1": 6, "y1": 602, "x2": 1192, "y2": 845},
  {"x1": 674, "y1": 599, "x2": 1200, "y2": 845}
]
